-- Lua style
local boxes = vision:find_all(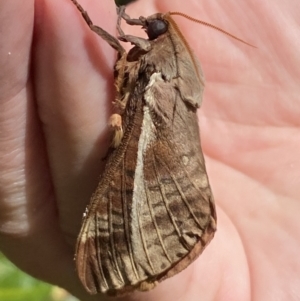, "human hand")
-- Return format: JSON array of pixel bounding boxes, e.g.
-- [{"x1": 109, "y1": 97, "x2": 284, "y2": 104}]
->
[{"x1": 0, "y1": 0, "x2": 299, "y2": 300}]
